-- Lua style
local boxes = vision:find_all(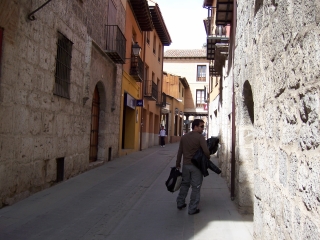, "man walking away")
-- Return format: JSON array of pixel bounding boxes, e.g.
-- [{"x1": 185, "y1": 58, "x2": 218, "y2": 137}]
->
[
  {"x1": 159, "y1": 126, "x2": 166, "y2": 147},
  {"x1": 176, "y1": 119, "x2": 210, "y2": 215}
]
